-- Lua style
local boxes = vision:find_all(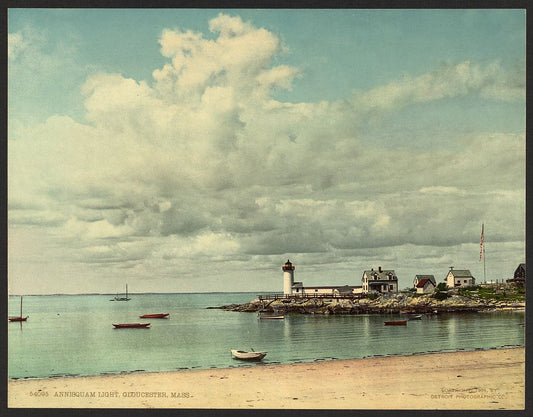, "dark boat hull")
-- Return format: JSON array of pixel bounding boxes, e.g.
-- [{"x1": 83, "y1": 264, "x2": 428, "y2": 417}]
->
[
  {"x1": 384, "y1": 320, "x2": 407, "y2": 326},
  {"x1": 113, "y1": 323, "x2": 150, "y2": 328},
  {"x1": 9, "y1": 316, "x2": 28, "y2": 322},
  {"x1": 139, "y1": 313, "x2": 169, "y2": 318}
]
